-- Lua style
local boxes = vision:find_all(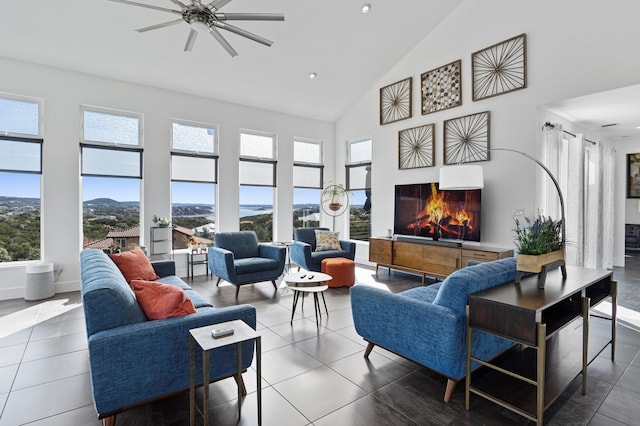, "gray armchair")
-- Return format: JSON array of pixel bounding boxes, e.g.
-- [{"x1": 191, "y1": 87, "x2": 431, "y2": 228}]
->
[
  {"x1": 290, "y1": 227, "x2": 356, "y2": 272},
  {"x1": 208, "y1": 231, "x2": 286, "y2": 297}
]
